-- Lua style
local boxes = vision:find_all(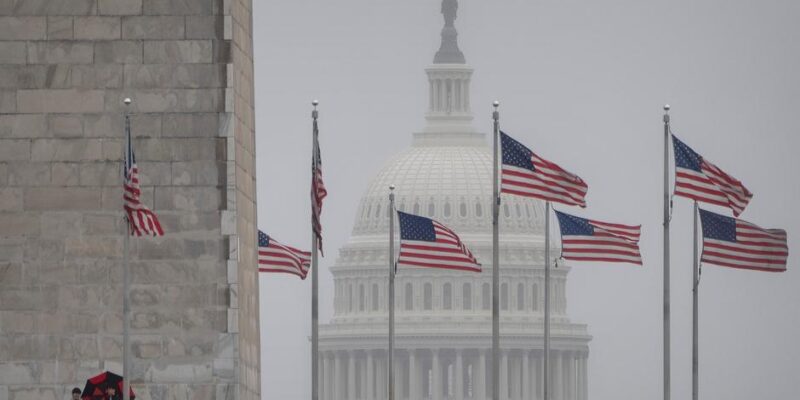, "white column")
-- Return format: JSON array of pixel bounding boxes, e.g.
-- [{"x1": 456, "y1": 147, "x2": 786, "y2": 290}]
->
[
  {"x1": 522, "y1": 351, "x2": 530, "y2": 400},
  {"x1": 335, "y1": 353, "x2": 344, "y2": 400},
  {"x1": 508, "y1": 354, "x2": 516, "y2": 400},
  {"x1": 564, "y1": 353, "x2": 573, "y2": 400},
  {"x1": 580, "y1": 354, "x2": 588, "y2": 400},
  {"x1": 531, "y1": 352, "x2": 538, "y2": 400},
  {"x1": 500, "y1": 351, "x2": 508, "y2": 400},
  {"x1": 575, "y1": 355, "x2": 582, "y2": 400},
  {"x1": 552, "y1": 352, "x2": 561, "y2": 400},
  {"x1": 535, "y1": 352, "x2": 543, "y2": 400},
  {"x1": 349, "y1": 352, "x2": 356, "y2": 400},
  {"x1": 560, "y1": 354, "x2": 566, "y2": 400},
  {"x1": 367, "y1": 352, "x2": 374, "y2": 400},
  {"x1": 361, "y1": 353, "x2": 367, "y2": 400},
  {"x1": 433, "y1": 350, "x2": 442, "y2": 400},
  {"x1": 377, "y1": 353, "x2": 385, "y2": 400},
  {"x1": 456, "y1": 350, "x2": 464, "y2": 399},
  {"x1": 409, "y1": 350, "x2": 417, "y2": 400},
  {"x1": 321, "y1": 353, "x2": 327, "y2": 400},
  {"x1": 477, "y1": 350, "x2": 486, "y2": 400},
  {"x1": 513, "y1": 354, "x2": 522, "y2": 400},
  {"x1": 571, "y1": 354, "x2": 577, "y2": 400},
  {"x1": 324, "y1": 353, "x2": 331, "y2": 400},
  {"x1": 395, "y1": 355, "x2": 403, "y2": 400},
  {"x1": 429, "y1": 79, "x2": 434, "y2": 111}
]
